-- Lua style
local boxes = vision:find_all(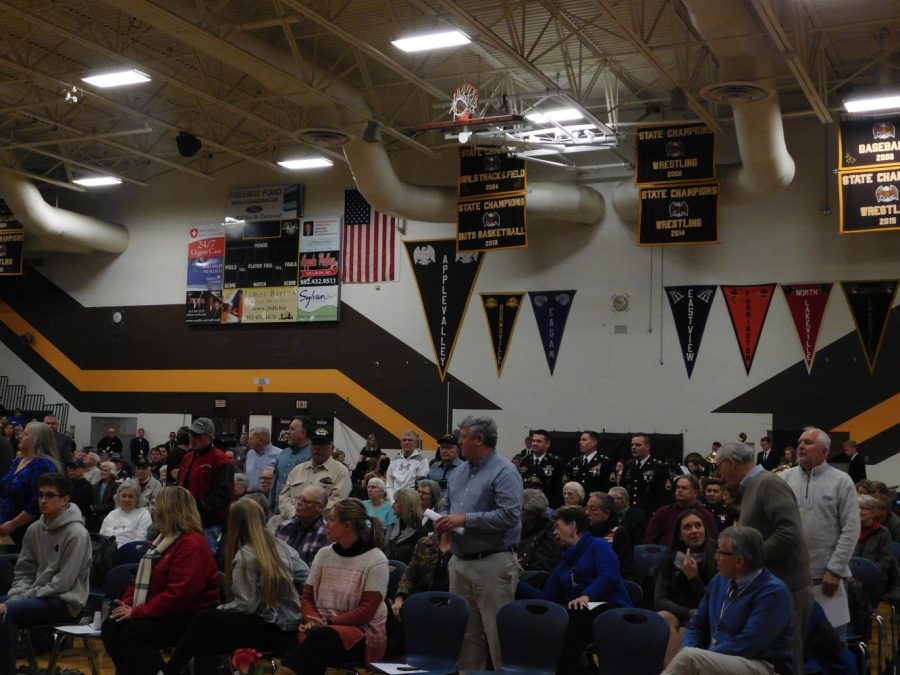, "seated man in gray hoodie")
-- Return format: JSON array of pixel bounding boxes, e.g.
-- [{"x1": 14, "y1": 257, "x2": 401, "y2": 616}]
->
[{"x1": 0, "y1": 472, "x2": 92, "y2": 675}]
